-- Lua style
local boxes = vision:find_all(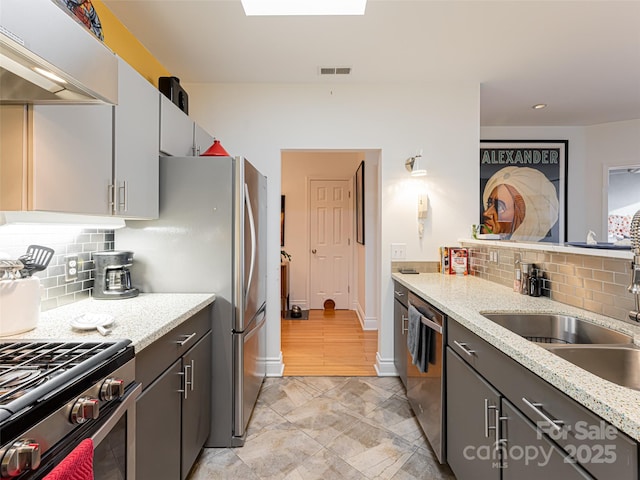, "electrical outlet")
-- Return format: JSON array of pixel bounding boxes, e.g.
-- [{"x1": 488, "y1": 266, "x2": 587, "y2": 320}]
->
[
  {"x1": 65, "y1": 255, "x2": 79, "y2": 282},
  {"x1": 489, "y1": 250, "x2": 499, "y2": 264},
  {"x1": 391, "y1": 243, "x2": 407, "y2": 260}
]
